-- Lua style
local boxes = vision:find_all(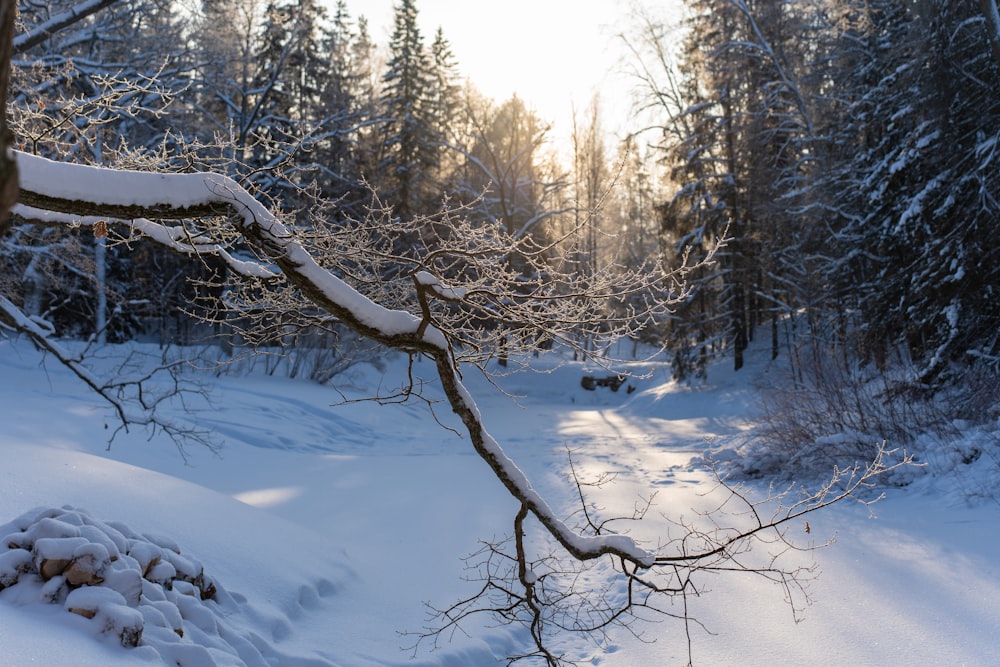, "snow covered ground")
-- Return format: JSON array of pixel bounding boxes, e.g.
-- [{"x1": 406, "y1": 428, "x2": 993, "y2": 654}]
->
[{"x1": 0, "y1": 335, "x2": 998, "y2": 666}]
